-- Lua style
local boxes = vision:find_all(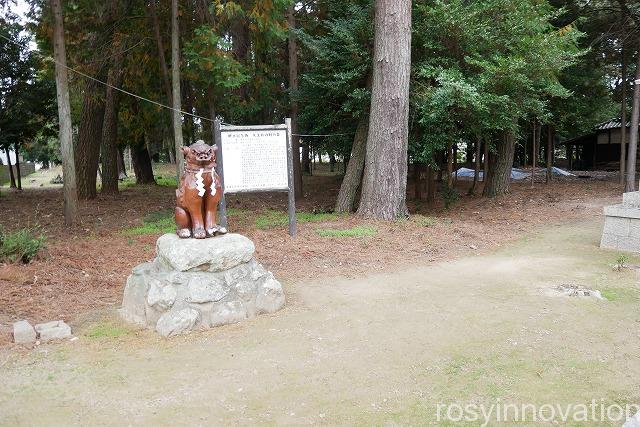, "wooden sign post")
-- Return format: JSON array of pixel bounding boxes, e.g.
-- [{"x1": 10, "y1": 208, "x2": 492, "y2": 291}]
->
[{"x1": 214, "y1": 119, "x2": 297, "y2": 237}]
